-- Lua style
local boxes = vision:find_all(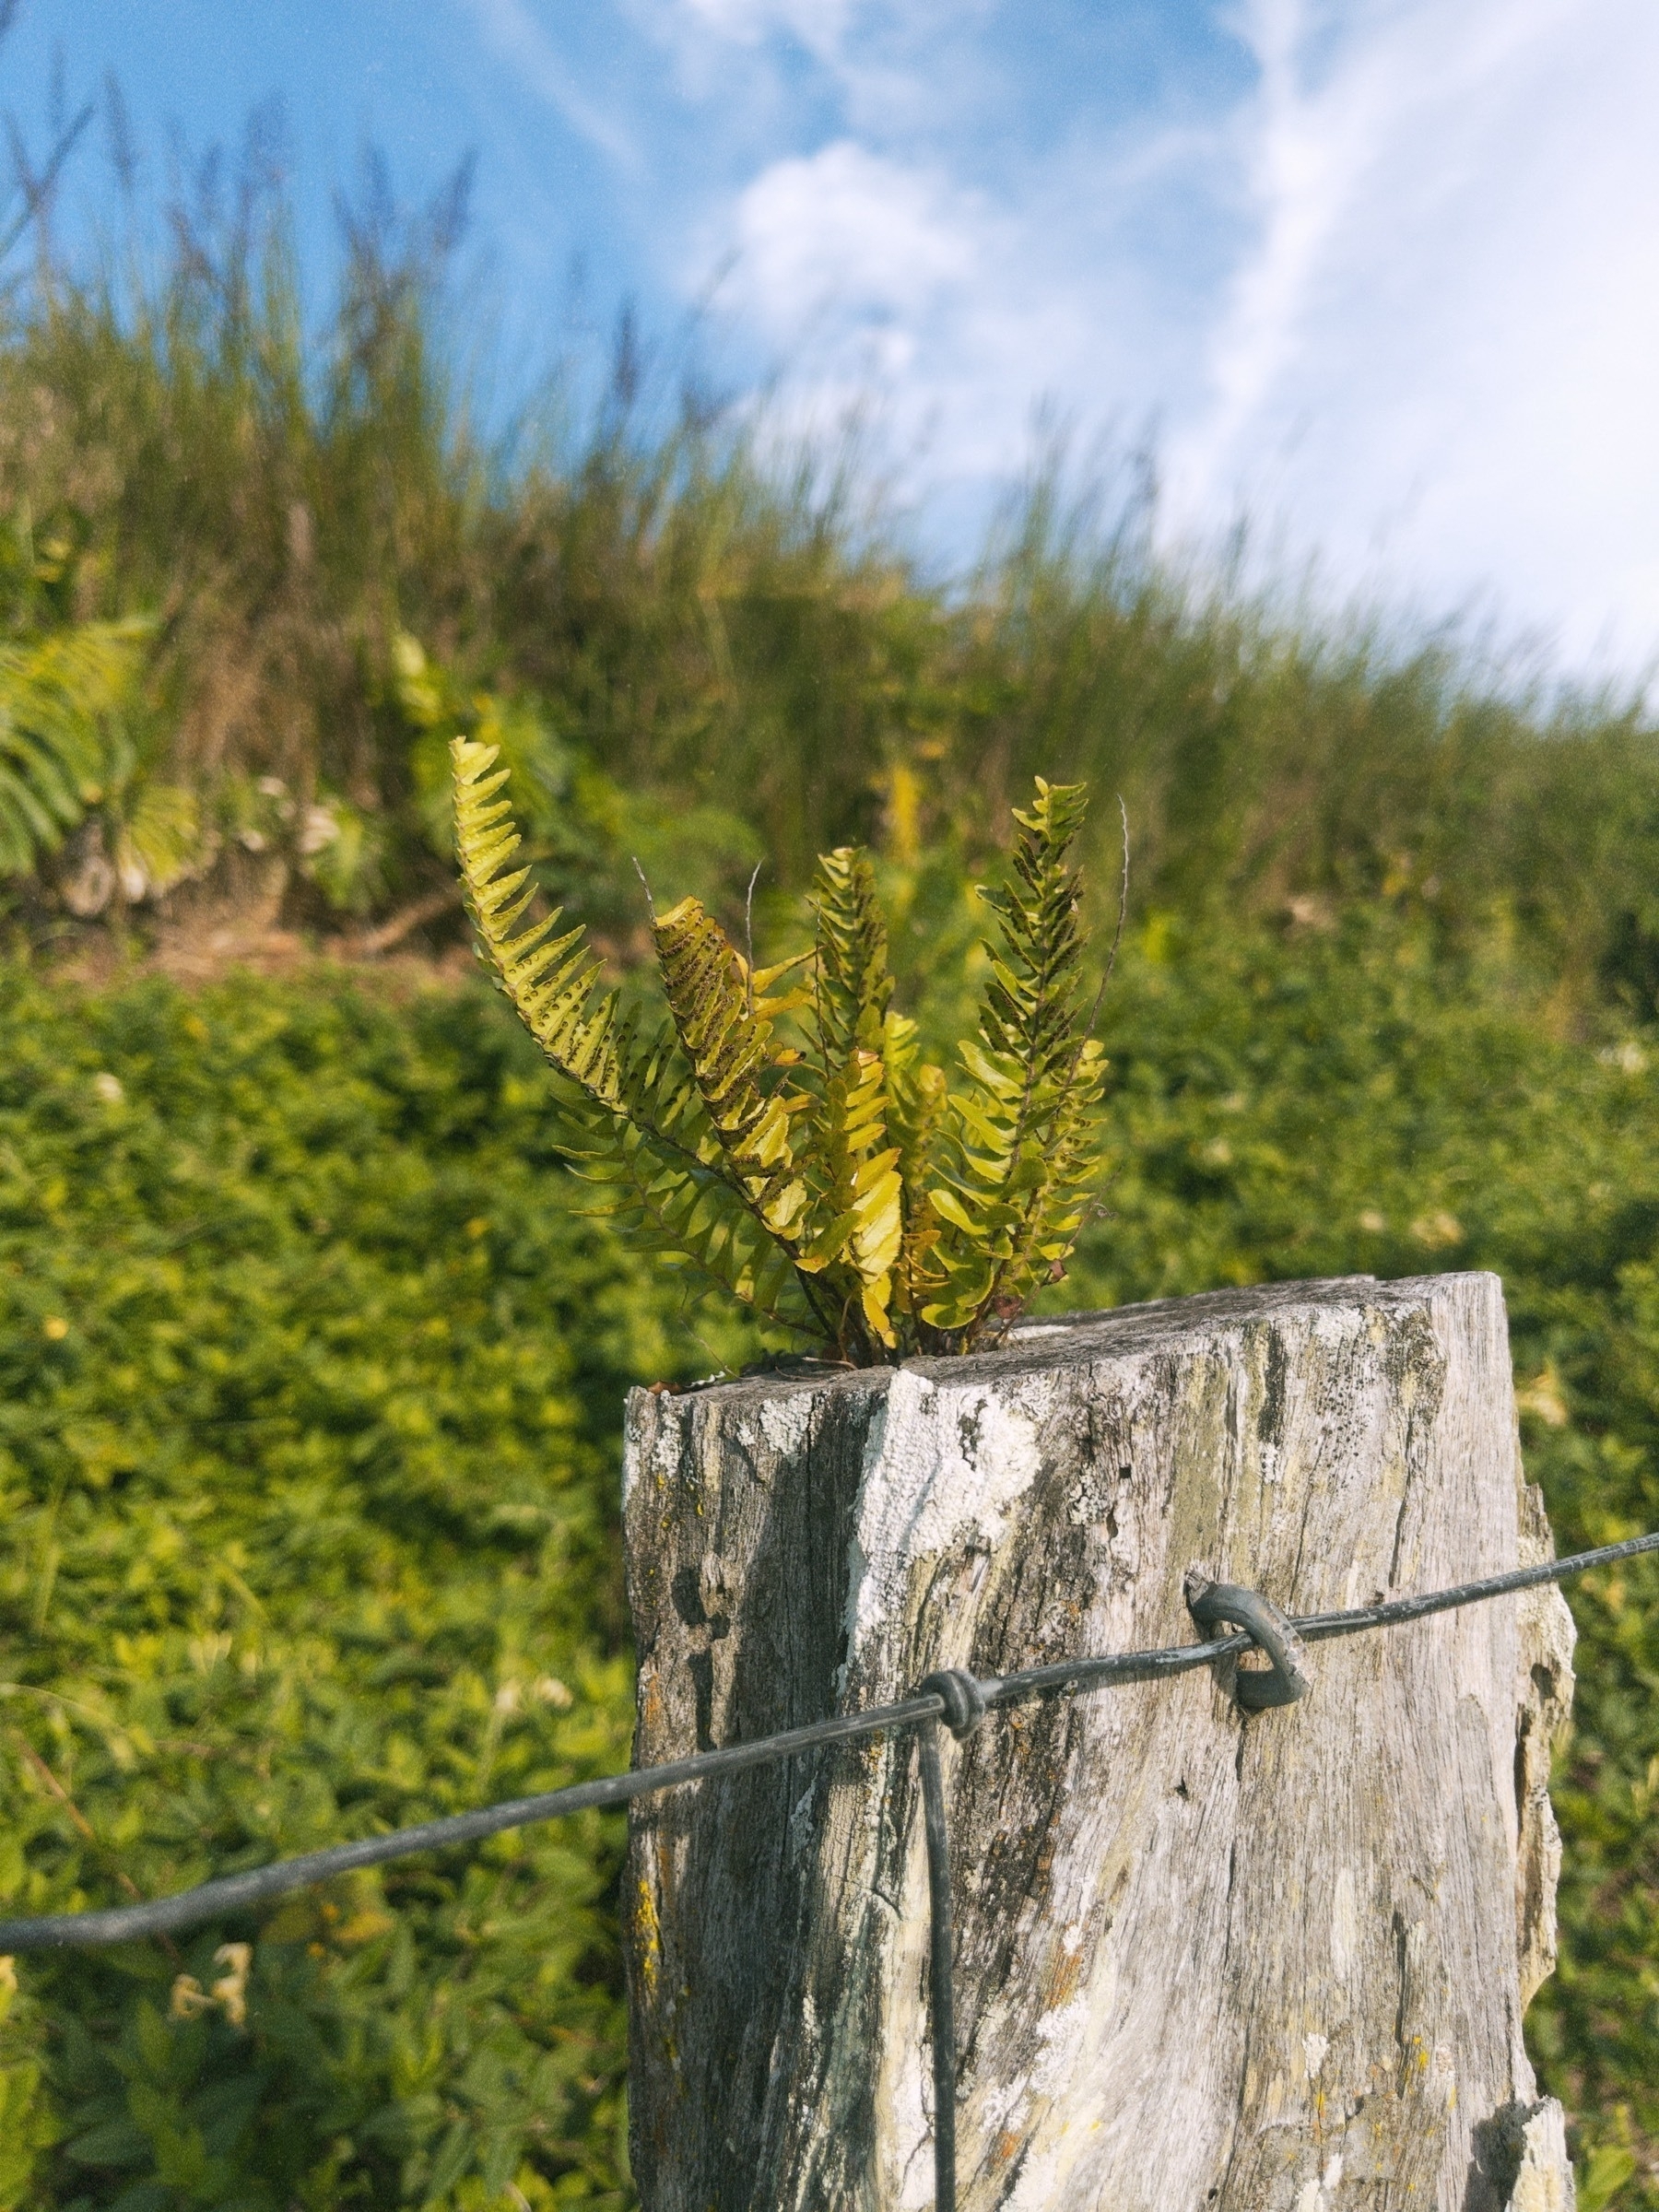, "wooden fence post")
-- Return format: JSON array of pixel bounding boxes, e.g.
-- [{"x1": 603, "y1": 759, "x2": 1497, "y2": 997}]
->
[{"x1": 622, "y1": 1272, "x2": 1577, "y2": 2211}]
